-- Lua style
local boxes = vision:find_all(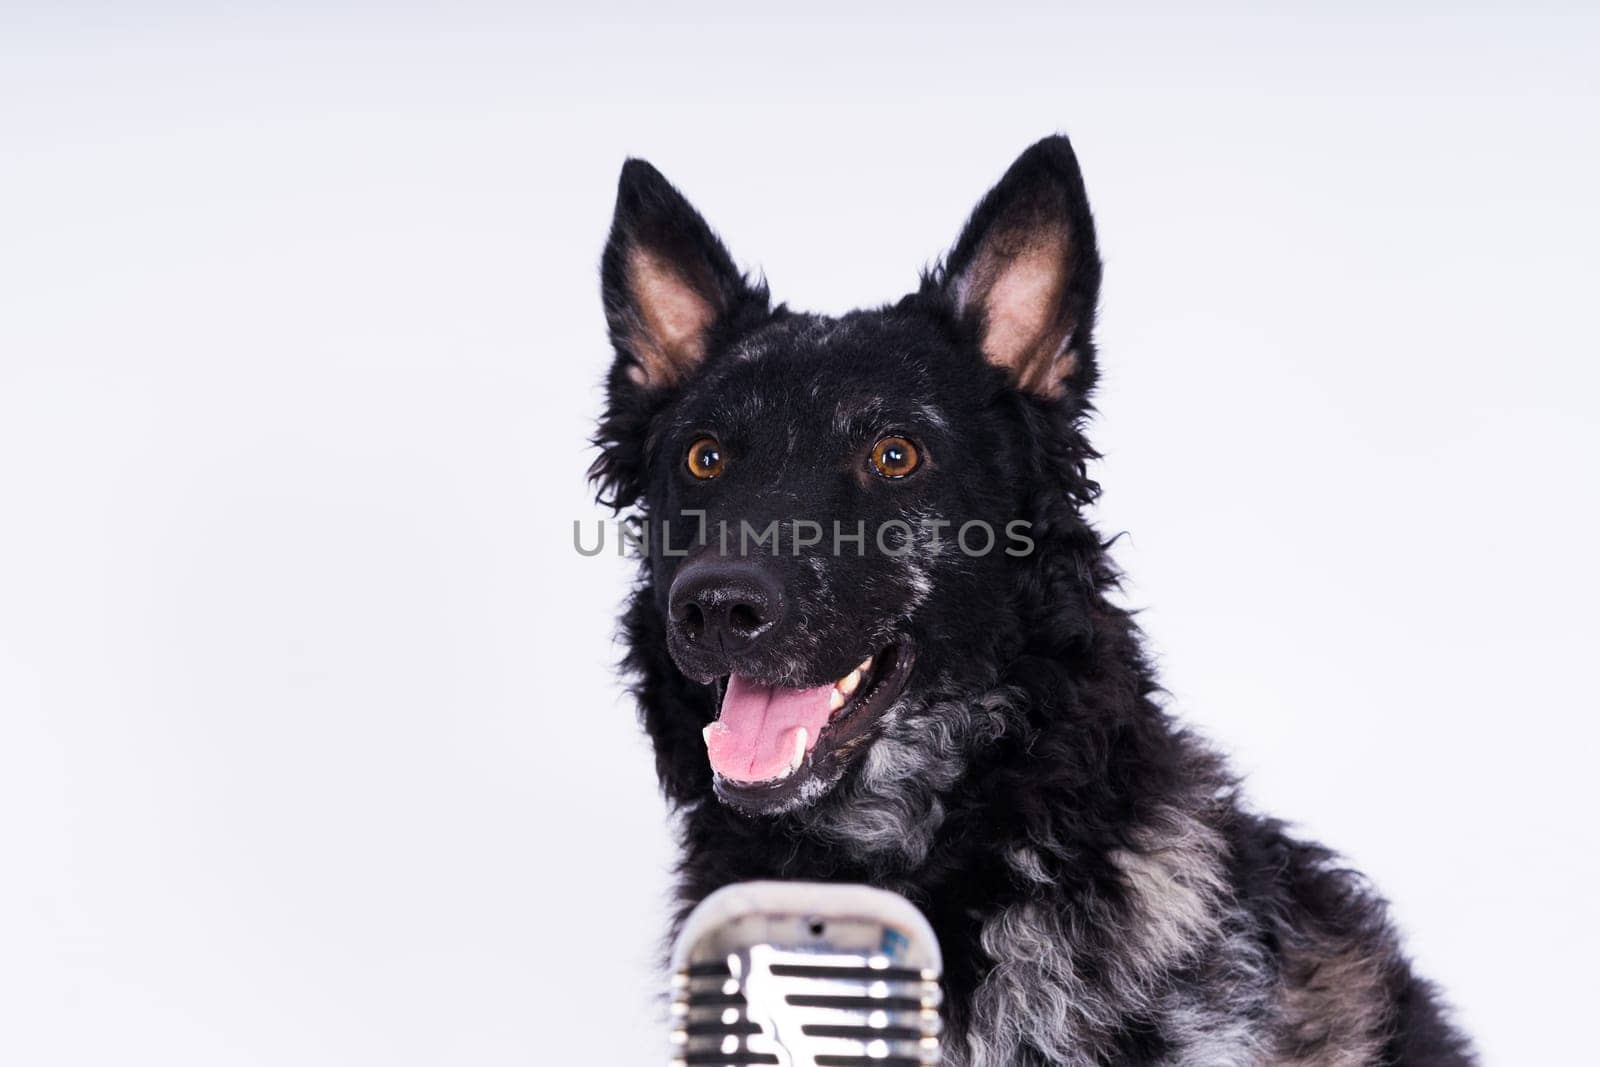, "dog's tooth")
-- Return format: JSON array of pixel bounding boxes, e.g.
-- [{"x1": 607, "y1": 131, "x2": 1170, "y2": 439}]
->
[
  {"x1": 702, "y1": 724, "x2": 714, "y2": 747},
  {"x1": 858, "y1": 655, "x2": 873, "y2": 674},
  {"x1": 838, "y1": 668, "x2": 862, "y2": 696},
  {"x1": 789, "y1": 728, "x2": 808, "y2": 774},
  {"x1": 829, "y1": 687, "x2": 846, "y2": 712}
]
